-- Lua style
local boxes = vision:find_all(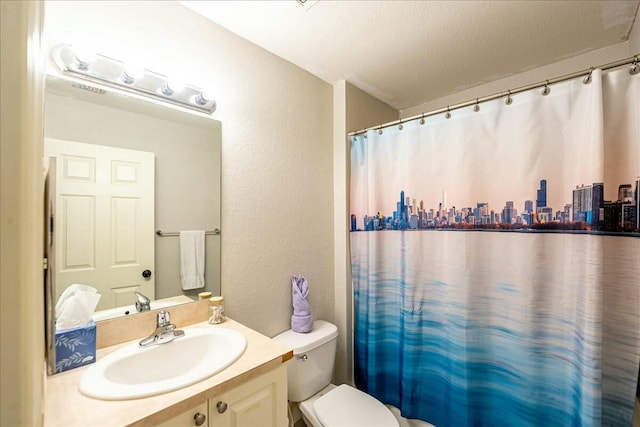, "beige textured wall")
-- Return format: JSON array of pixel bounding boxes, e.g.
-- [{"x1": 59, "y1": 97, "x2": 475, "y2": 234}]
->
[
  {"x1": 346, "y1": 82, "x2": 399, "y2": 133},
  {"x1": 44, "y1": 92, "x2": 222, "y2": 300},
  {"x1": 0, "y1": 1, "x2": 45, "y2": 425},
  {"x1": 44, "y1": 1, "x2": 334, "y2": 338},
  {"x1": 630, "y1": 4, "x2": 640, "y2": 54}
]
